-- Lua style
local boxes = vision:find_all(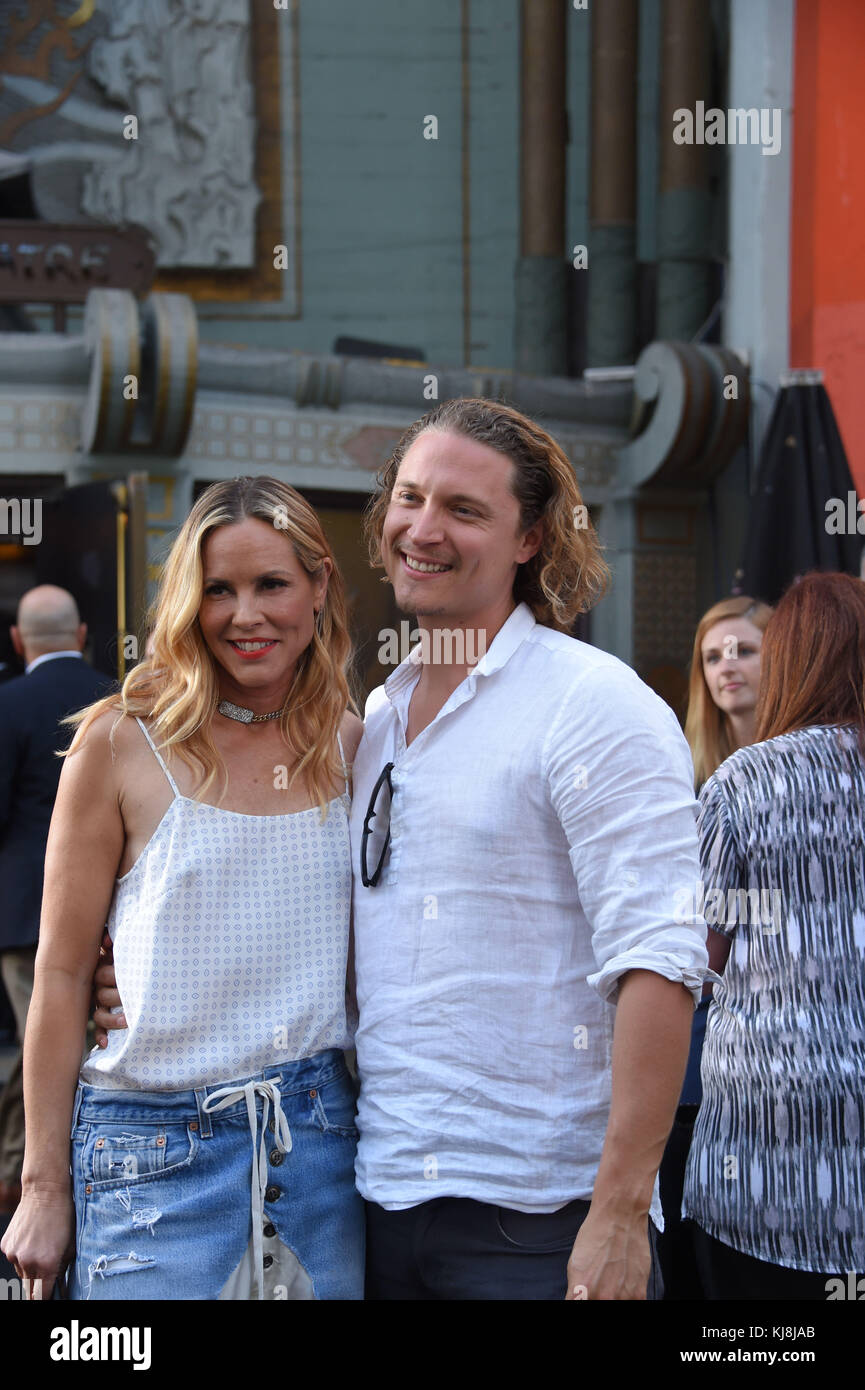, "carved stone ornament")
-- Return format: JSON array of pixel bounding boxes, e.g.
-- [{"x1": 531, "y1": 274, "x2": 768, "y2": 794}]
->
[{"x1": 0, "y1": 0, "x2": 261, "y2": 269}]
